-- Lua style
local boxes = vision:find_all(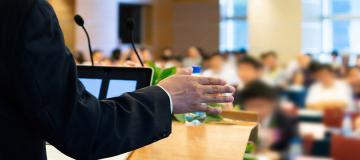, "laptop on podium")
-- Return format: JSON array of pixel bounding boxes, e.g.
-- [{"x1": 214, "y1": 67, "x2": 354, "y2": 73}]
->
[{"x1": 77, "y1": 66, "x2": 153, "y2": 99}]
